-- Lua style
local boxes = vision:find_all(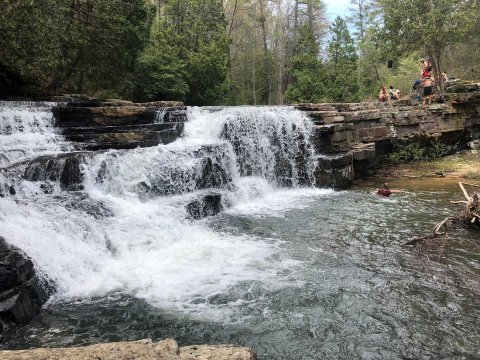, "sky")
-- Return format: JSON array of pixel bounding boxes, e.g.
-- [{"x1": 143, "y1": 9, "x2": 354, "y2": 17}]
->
[{"x1": 323, "y1": 0, "x2": 350, "y2": 20}]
